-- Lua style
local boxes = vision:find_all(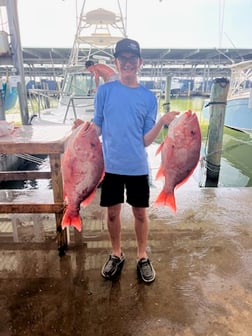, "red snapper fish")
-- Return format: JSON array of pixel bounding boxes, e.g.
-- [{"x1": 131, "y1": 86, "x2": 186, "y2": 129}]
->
[
  {"x1": 154, "y1": 110, "x2": 201, "y2": 212},
  {"x1": 61, "y1": 121, "x2": 104, "y2": 232}
]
